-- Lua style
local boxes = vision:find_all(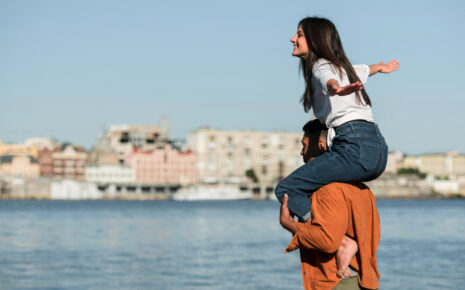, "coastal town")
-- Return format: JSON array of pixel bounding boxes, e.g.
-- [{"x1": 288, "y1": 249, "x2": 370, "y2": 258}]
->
[{"x1": 1, "y1": 118, "x2": 464, "y2": 200}]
